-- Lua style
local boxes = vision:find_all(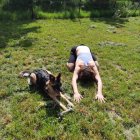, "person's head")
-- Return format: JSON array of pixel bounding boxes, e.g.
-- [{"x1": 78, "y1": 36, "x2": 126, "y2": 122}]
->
[{"x1": 78, "y1": 66, "x2": 95, "y2": 81}]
